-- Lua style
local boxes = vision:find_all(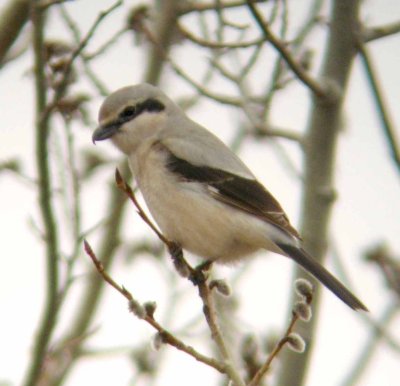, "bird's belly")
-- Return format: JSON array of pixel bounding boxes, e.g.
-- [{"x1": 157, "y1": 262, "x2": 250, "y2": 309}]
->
[{"x1": 139, "y1": 176, "x2": 264, "y2": 262}]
